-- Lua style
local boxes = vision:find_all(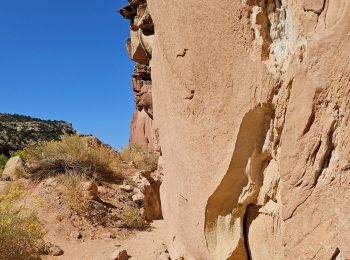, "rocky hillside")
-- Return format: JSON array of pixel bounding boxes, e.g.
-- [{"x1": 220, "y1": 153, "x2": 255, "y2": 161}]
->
[
  {"x1": 121, "y1": 0, "x2": 350, "y2": 259},
  {"x1": 0, "y1": 113, "x2": 75, "y2": 155}
]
